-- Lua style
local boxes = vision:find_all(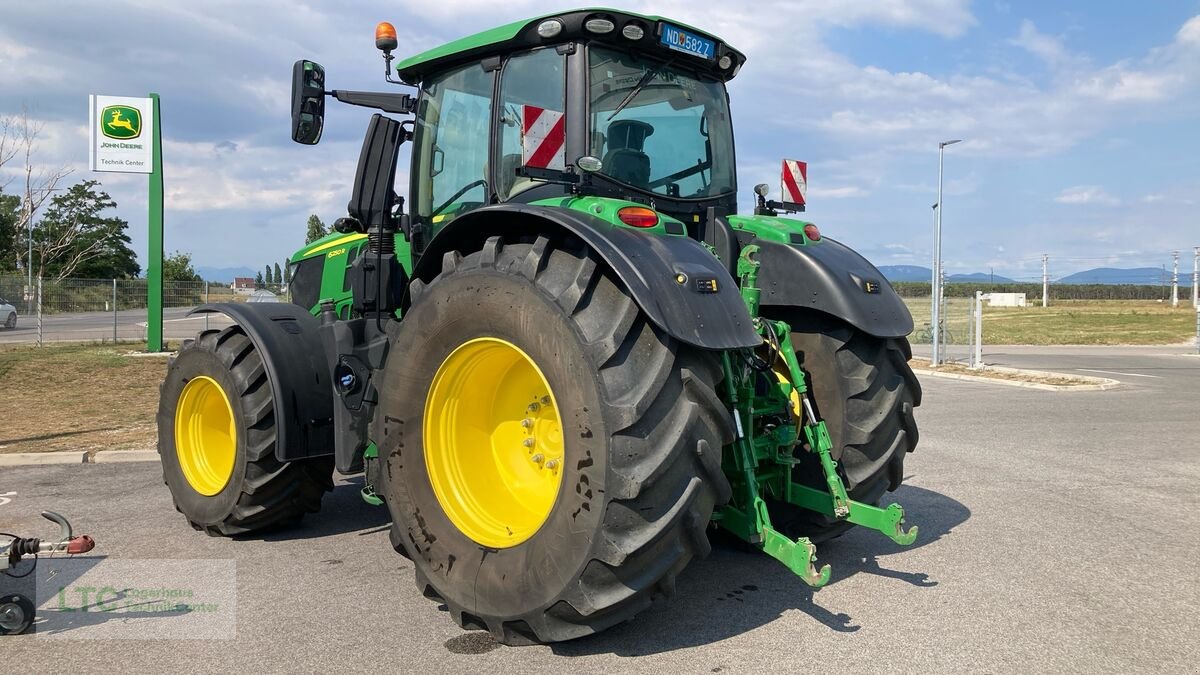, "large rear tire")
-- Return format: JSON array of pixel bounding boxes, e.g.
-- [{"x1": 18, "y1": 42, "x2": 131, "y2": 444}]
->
[
  {"x1": 768, "y1": 314, "x2": 921, "y2": 542},
  {"x1": 157, "y1": 326, "x2": 334, "y2": 536},
  {"x1": 377, "y1": 235, "x2": 733, "y2": 644}
]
